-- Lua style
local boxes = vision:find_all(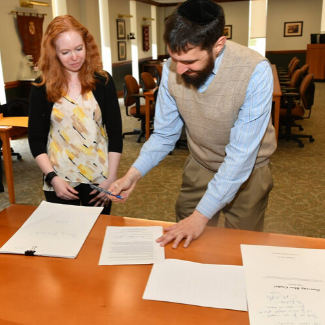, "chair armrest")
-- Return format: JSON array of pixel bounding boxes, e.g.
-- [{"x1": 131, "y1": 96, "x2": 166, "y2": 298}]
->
[
  {"x1": 280, "y1": 81, "x2": 290, "y2": 85},
  {"x1": 282, "y1": 87, "x2": 298, "y2": 92},
  {"x1": 130, "y1": 94, "x2": 145, "y2": 99},
  {"x1": 283, "y1": 92, "x2": 299, "y2": 97},
  {"x1": 130, "y1": 94, "x2": 144, "y2": 117}
]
